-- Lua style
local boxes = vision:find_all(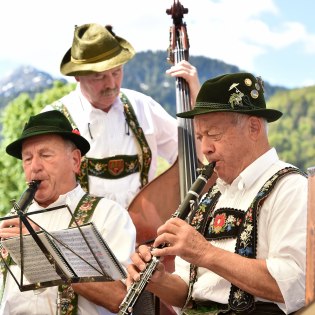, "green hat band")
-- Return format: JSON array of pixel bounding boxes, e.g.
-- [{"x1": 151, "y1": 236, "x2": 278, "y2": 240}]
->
[{"x1": 177, "y1": 72, "x2": 282, "y2": 122}]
